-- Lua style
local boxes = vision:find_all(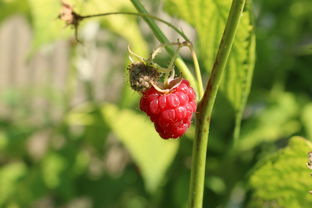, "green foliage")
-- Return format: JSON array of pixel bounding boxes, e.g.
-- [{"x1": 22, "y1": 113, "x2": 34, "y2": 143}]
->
[
  {"x1": 249, "y1": 136, "x2": 312, "y2": 208},
  {"x1": 101, "y1": 103, "x2": 179, "y2": 192},
  {"x1": 0, "y1": 162, "x2": 27, "y2": 206},
  {"x1": 41, "y1": 153, "x2": 66, "y2": 188},
  {"x1": 164, "y1": 0, "x2": 256, "y2": 137},
  {"x1": 67, "y1": 102, "x2": 179, "y2": 192},
  {"x1": 0, "y1": 132, "x2": 8, "y2": 151},
  {"x1": 0, "y1": 0, "x2": 312, "y2": 207},
  {"x1": 302, "y1": 104, "x2": 312, "y2": 140},
  {"x1": 28, "y1": 0, "x2": 72, "y2": 49},
  {"x1": 0, "y1": 0, "x2": 30, "y2": 24},
  {"x1": 238, "y1": 93, "x2": 300, "y2": 151},
  {"x1": 27, "y1": 0, "x2": 148, "y2": 54}
]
